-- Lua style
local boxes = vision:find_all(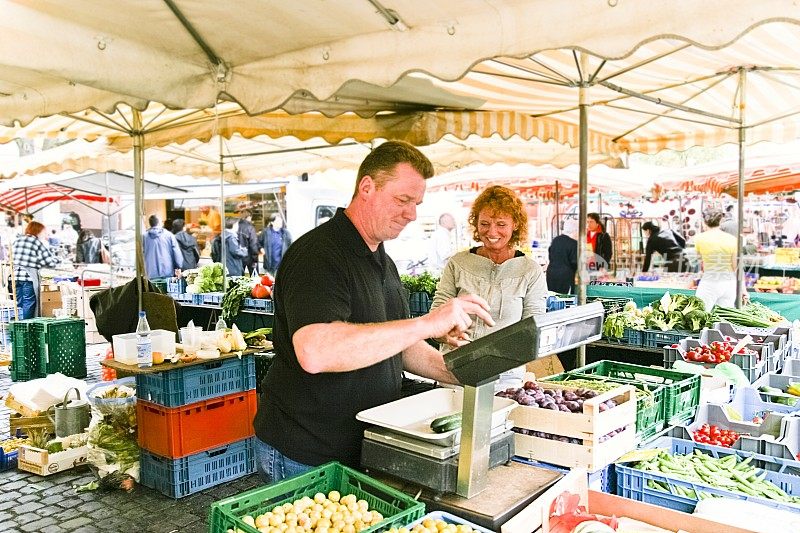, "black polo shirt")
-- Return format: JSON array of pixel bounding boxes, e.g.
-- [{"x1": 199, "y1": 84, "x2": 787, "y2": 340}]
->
[{"x1": 254, "y1": 208, "x2": 408, "y2": 467}]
